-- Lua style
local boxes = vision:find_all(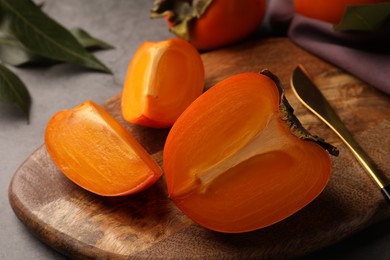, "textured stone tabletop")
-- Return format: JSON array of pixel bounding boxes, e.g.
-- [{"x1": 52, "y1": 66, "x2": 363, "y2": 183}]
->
[{"x1": 1, "y1": 0, "x2": 389, "y2": 259}]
